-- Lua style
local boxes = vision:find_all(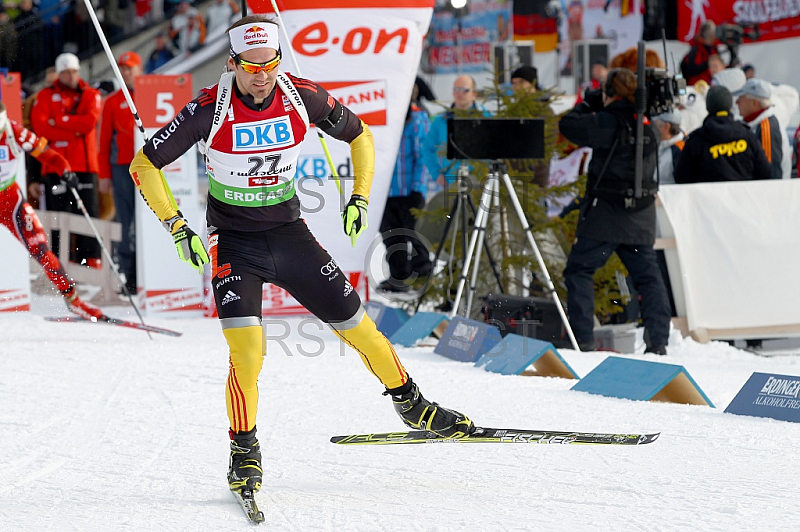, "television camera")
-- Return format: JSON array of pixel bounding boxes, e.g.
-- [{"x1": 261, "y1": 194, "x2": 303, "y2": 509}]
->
[
  {"x1": 716, "y1": 22, "x2": 760, "y2": 66},
  {"x1": 644, "y1": 66, "x2": 687, "y2": 117}
]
